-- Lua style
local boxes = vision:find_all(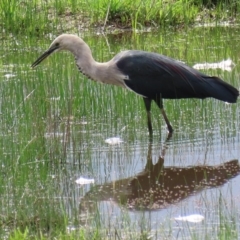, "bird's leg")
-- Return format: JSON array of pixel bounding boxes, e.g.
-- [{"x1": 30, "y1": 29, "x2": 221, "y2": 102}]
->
[
  {"x1": 155, "y1": 97, "x2": 173, "y2": 133},
  {"x1": 160, "y1": 131, "x2": 173, "y2": 158},
  {"x1": 143, "y1": 97, "x2": 153, "y2": 135}
]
